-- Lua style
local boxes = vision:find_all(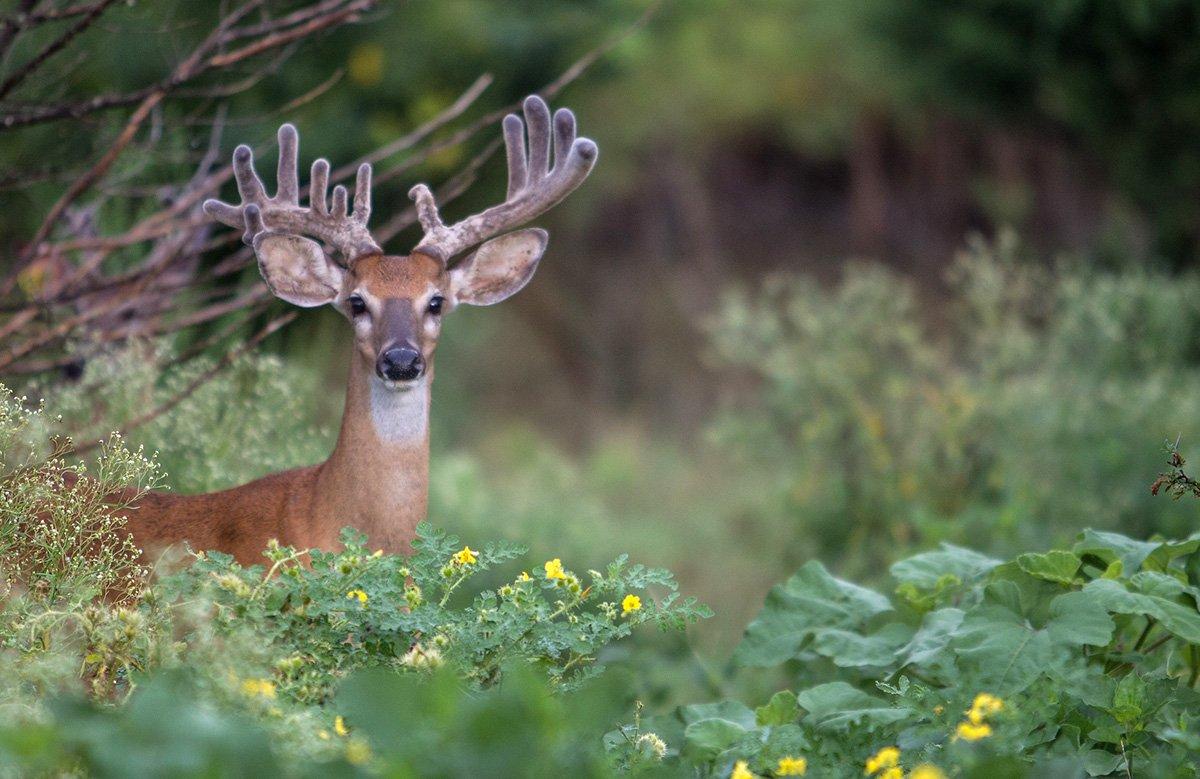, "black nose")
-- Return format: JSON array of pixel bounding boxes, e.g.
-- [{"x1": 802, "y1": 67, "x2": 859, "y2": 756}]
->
[{"x1": 377, "y1": 347, "x2": 424, "y2": 382}]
